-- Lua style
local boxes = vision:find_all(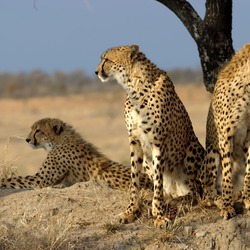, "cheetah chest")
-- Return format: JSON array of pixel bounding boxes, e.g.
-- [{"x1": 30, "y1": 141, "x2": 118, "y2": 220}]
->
[
  {"x1": 127, "y1": 108, "x2": 191, "y2": 197},
  {"x1": 129, "y1": 109, "x2": 154, "y2": 161}
]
